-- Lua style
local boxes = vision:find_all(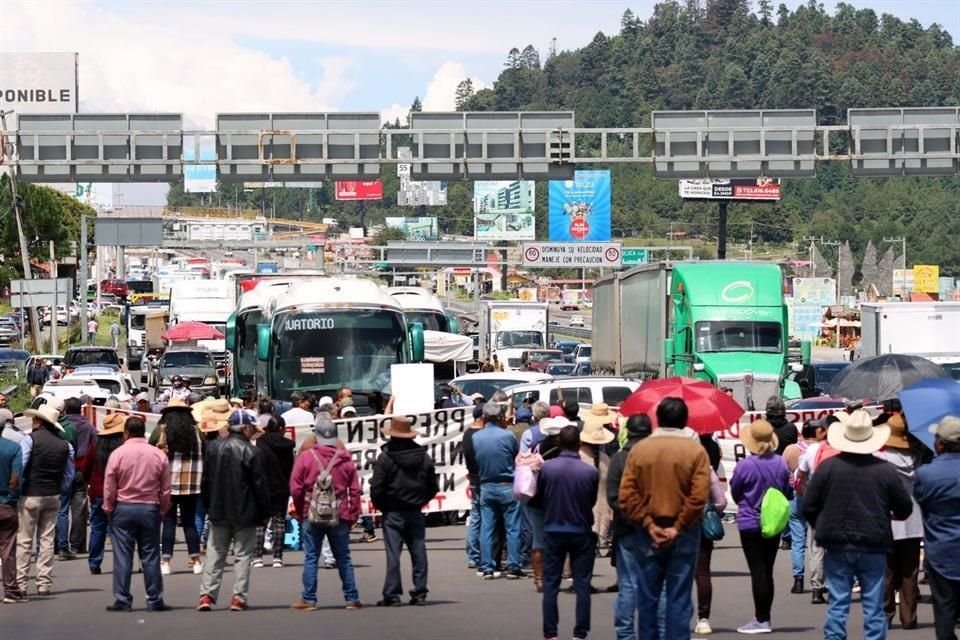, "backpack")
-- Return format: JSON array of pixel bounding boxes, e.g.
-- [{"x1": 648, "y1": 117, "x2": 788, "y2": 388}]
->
[
  {"x1": 307, "y1": 450, "x2": 341, "y2": 526},
  {"x1": 760, "y1": 487, "x2": 790, "y2": 538}
]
